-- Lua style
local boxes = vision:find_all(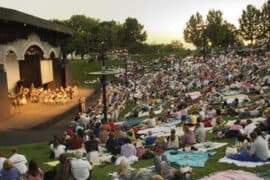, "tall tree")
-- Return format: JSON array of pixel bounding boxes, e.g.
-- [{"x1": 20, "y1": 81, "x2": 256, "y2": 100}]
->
[
  {"x1": 120, "y1": 17, "x2": 147, "y2": 50},
  {"x1": 260, "y1": 0, "x2": 270, "y2": 41},
  {"x1": 96, "y1": 21, "x2": 122, "y2": 50},
  {"x1": 183, "y1": 12, "x2": 204, "y2": 48},
  {"x1": 66, "y1": 15, "x2": 100, "y2": 57},
  {"x1": 239, "y1": 5, "x2": 261, "y2": 44},
  {"x1": 221, "y1": 21, "x2": 239, "y2": 47},
  {"x1": 206, "y1": 10, "x2": 225, "y2": 47}
]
